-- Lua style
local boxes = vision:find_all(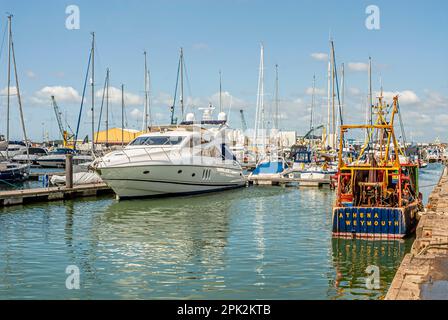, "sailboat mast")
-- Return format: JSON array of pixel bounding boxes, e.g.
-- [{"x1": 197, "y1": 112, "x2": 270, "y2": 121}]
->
[
  {"x1": 331, "y1": 40, "x2": 336, "y2": 149},
  {"x1": 6, "y1": 15, "x2": 12, "y2": 160},
  {"x1": 180, "y1": 47, "x2": 184, "y2": 120},
  {"x1": 260, "y1": 44, "x2": 265, "y2": 155},
  {"x1": 91, "y1": 32, "x2": 95, "y2": 154},
  {"x1": 219, "y1": 70, "x2": 222, "y2": 113},
  {"x1": 341, "y1": 63, "x2": 345, "y2": 124},
  {"x1": 326, "y1": 60, "x2": 331, "y2": 148},
  {"x1": 253, "y1": 44, "x2": 264, "y2": 161},
  {"x1": 275, "y1": 64, "x2": 279, "y2": 130},
  {"x1": 368, "y1": 57, "x2": 372, "y2": 125},
  {"x1": 143, "y1": 51, "x2": 149, "y2": 132},
  {"x1": 11, "y1": 40, "x2": 30, "y2": 162},
  {"x1": 121, "y1": 84, "x2": 124, "y2": 148},
  {"x1": 105, "y1": 68, "x2": 109, "y2": 147},
  {"x1": 310, "y1": 75, "x2": 315, "y2": 132}
]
